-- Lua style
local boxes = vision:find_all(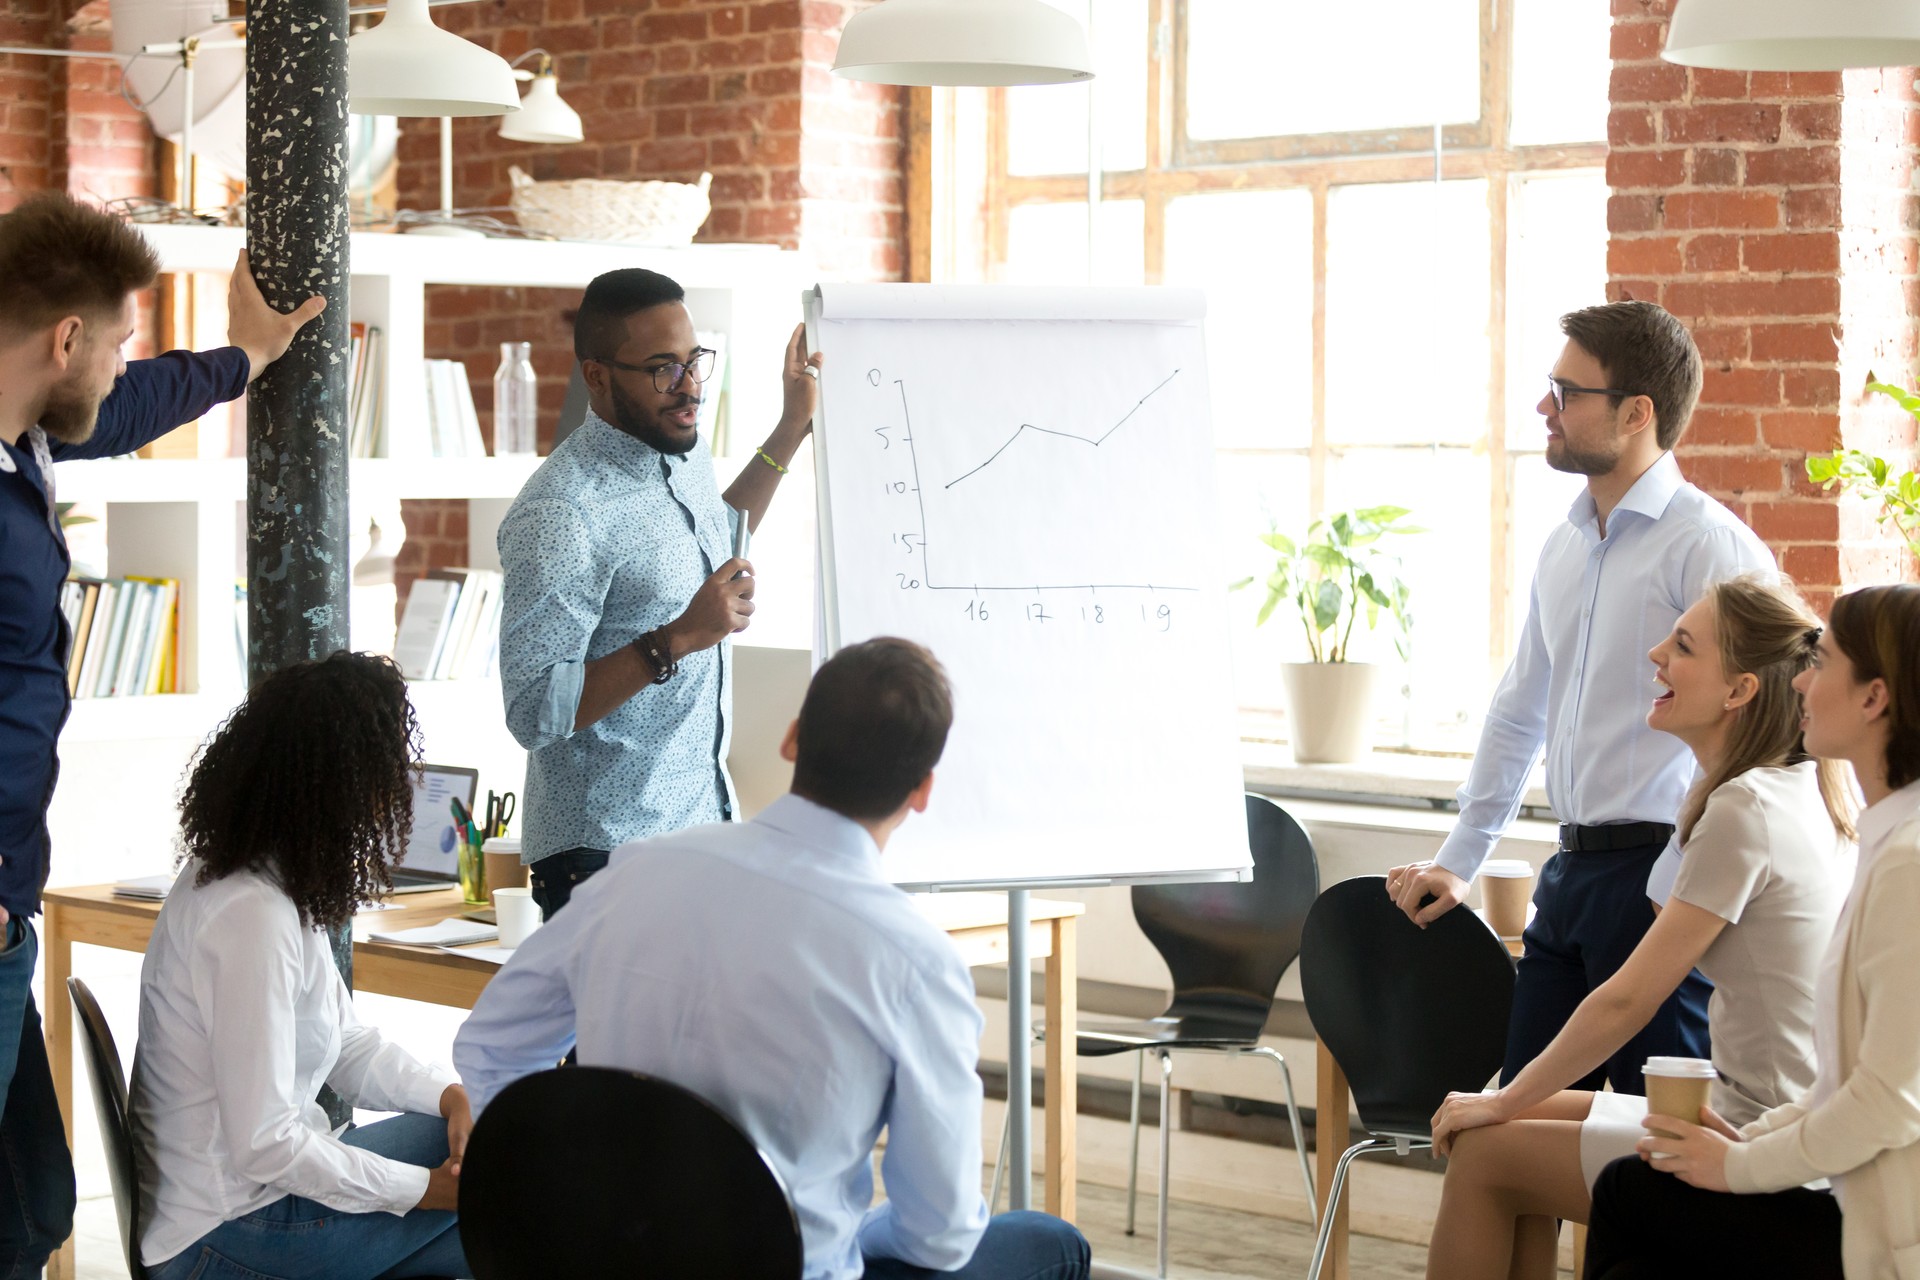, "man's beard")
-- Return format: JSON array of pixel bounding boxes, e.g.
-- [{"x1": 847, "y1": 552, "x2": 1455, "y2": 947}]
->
[
  {"x1": 606, "y1": 375, "x2": 700, "y2": 455},
  {"x1": 1544, "y1": 434, "x2": 1619, "y2": 477},
  {"x1": 40, "y1": 376, "x2": 103, "y2": 446}
]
